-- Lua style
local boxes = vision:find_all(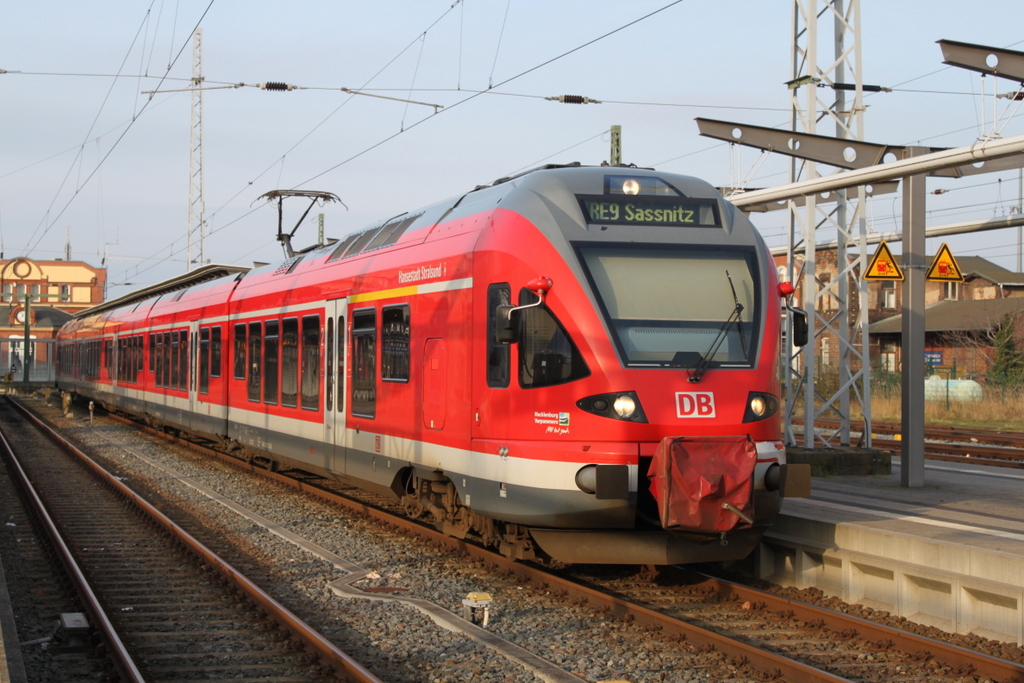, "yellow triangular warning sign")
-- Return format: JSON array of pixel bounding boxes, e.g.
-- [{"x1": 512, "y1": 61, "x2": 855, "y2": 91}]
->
[
  {"x1": 926, "y1": 243, "x2": 964, "y2": 282},
  {"x1": 864, "y1": 241, "x2": 904, "y2": 281}
]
